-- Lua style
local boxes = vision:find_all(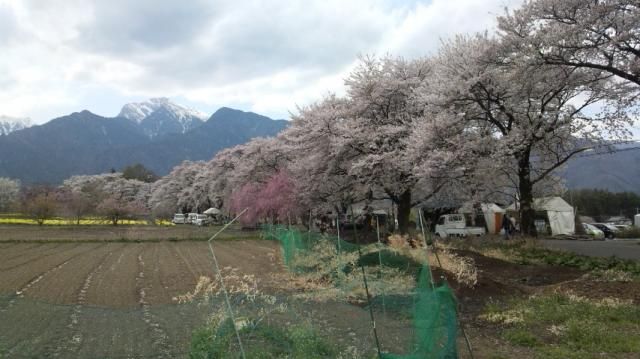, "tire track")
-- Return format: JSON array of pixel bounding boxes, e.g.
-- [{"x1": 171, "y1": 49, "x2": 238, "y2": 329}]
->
[
  {"x1": 136, "y1": 247, "x2": 172, "y2": 358},
  {"x1": 50, "y1": 246, "x2": 117, "y2": 357},
  {"x1": 0, "y1": 244, "x2": 101, "y2": 313}
]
